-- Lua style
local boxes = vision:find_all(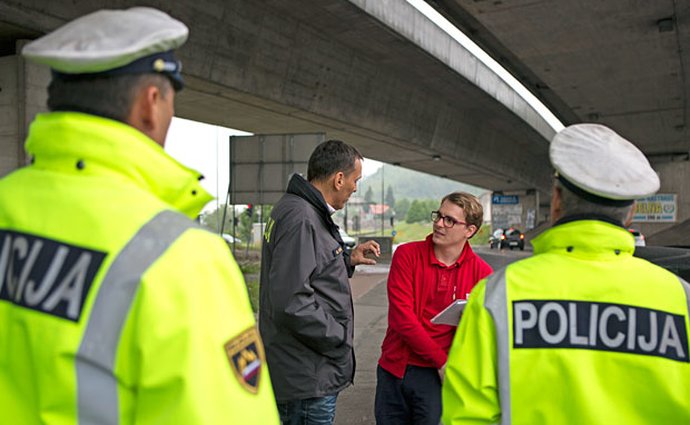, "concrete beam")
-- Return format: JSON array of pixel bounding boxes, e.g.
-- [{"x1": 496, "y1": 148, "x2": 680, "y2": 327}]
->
[{"x1": 0, "y1": 0, "x2": 553, "y2": 194}]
